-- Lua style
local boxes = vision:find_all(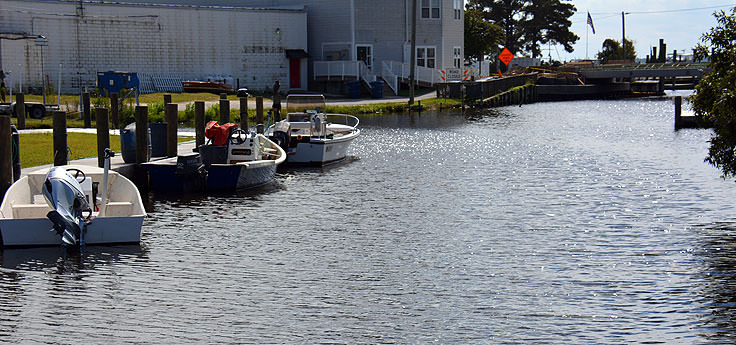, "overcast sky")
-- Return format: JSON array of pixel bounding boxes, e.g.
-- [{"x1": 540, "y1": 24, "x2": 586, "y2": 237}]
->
[{"x1": 552, "y1": 1, "x2": 736, "y2": 61}]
